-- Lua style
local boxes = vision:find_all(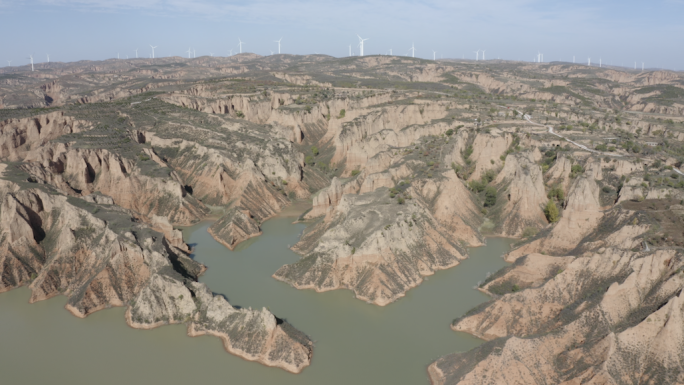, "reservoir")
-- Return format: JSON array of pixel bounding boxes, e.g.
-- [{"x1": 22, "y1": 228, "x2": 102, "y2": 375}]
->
[{"x1": 0, "y1": 207, "x2": 512, "y2": 385}]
